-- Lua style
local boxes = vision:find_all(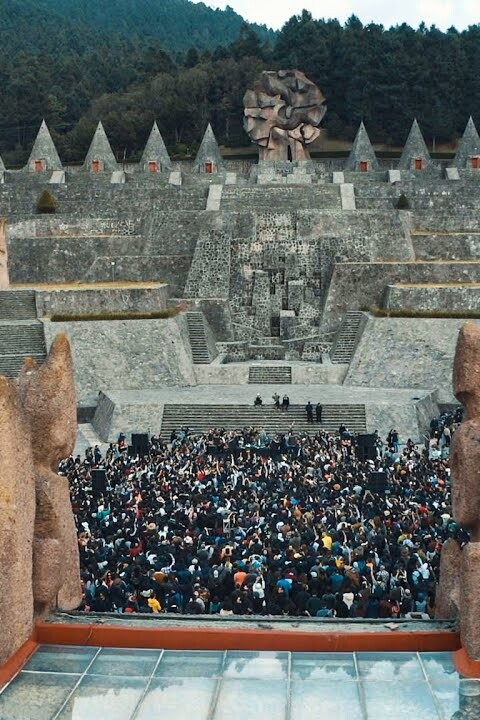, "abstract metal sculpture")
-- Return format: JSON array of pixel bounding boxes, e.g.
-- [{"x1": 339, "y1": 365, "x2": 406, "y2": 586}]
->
[{"x1": 243, "y1": 70, "x2": 326, "y2": 161}]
